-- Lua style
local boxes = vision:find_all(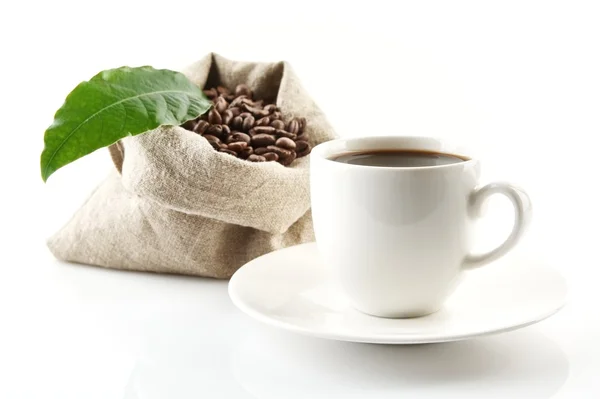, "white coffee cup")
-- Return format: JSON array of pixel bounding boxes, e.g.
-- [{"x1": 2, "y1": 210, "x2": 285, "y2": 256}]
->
[{"x1": 310, "y1": 136, "x2": 532, "y2": 318}]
